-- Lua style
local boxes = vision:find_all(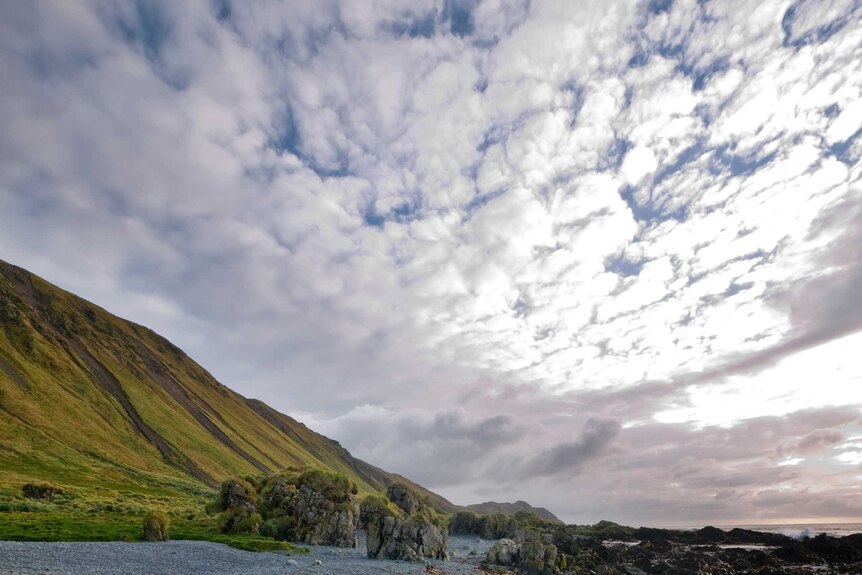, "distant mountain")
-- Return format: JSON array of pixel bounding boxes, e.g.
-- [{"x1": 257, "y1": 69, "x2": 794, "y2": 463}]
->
[
  {"x1": 466, "y1": 500, "x2": 562, "y2": 523},
  {"x1": 0, "y1": 259, "x2": 456, "y2": 513}
]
